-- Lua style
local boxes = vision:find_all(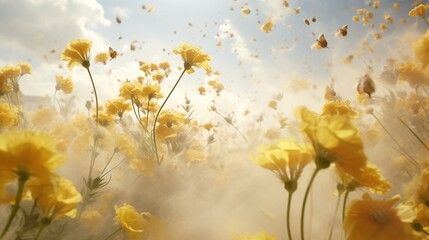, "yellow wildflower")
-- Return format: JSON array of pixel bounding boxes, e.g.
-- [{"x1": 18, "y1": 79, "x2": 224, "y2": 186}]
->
[
  {"x1": 202, "y1": 122, "x2": 214, "y2": 131},
  {"x1": 94, "y1": 111, "x2": 115, "y2": 127},
  {"x1": 297, "y1": 107, "x2": 367, "y2": 178},
  {"x1": 173, "y1": 43, "x2": 212, "y2": 74},
  {"x1": 17, "y1": 63, "x2": 32, "y2": 75},
  {"x1": 158, "y1": 61, "x2": 170, "y2": 71},
  {"x1": 55, "y1": 75, "x2": 74, "y2": 94},
  {"x1": 119, "y1": 82, "x2": 143, "y2": 100},
  {"x1": 397, "y1": 61, "x2": 429, "y2": 87},
  {"x1": 130, "y1": 157, "x2": 156, "y2": 177},
  {"x1": 28, "y1": 175, "x2": 81, "y2": 219},
  {"x1": 409, "y1": 4, "x2": 429, "y2": 18},
  {"x1": 142, "y1": 84, "x2": 163, "y2": 100},
  {"x1": 152, "y1": 72, "x2": 165, "y2": 82},
  {"x1": 1, "y1": 65, "x2": 21, "y2": 80},
  {"x1": 31, "y1": 107, "x2": 56, "y2": 126},
  {"x1": 208, "y1": 79, "x2": 224, "y2": 95},
  {"x1": 413, "y1": 29, "x2": 429, "y2": 68},
  {"x1": 250, "y1": 139, "x2": 313, "y2": 192},
  {"x1": 61, "y1": 39, "x2": 92, "y2": 69},
  {"x1": 105, "y1": 98, "x2": 132, "y2": 119},
  {"x1": 94, "y1": 52, "x2": 110, "y2": 65},
  {"x1": 198, "y1": 86, "x2": 206, "y2": 95},
  {"x1": 344, "y1": 193, "x2": 416, "y2": 240},
  {"x1": 0, "y1": 102, "x2": 18, "y2": 127},
  {"x1": 322, "y1": 100, "x2": 359, "y2": 118}
]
